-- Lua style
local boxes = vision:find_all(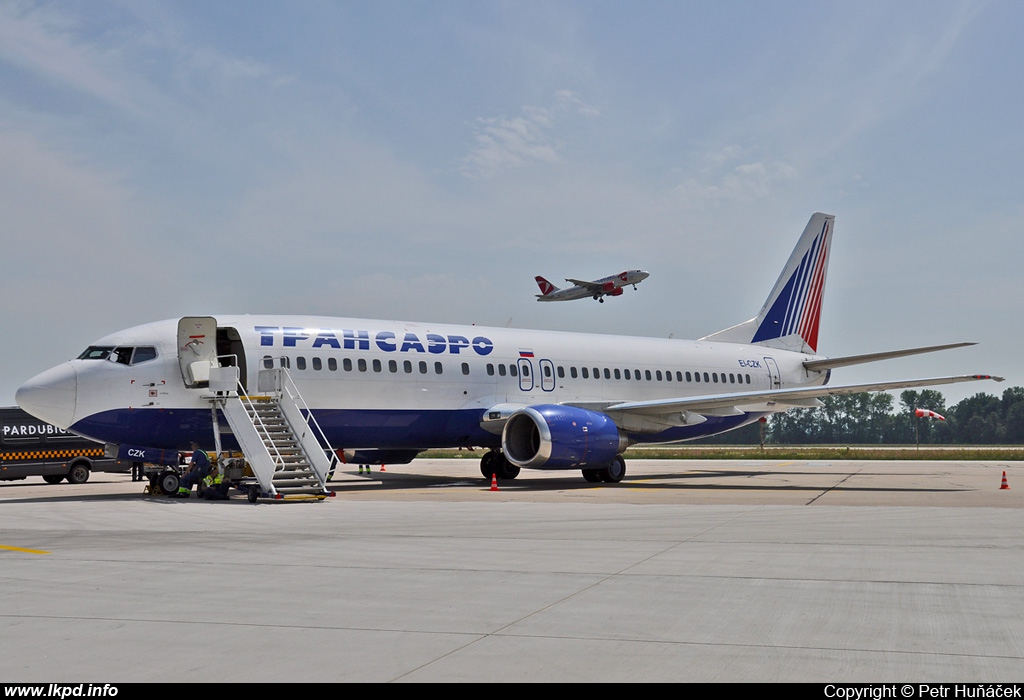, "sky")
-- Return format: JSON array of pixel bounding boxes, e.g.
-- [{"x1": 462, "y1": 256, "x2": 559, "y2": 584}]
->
[{"x1": 1, "y1": 0, "x2": 1021, "y2": 409}]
